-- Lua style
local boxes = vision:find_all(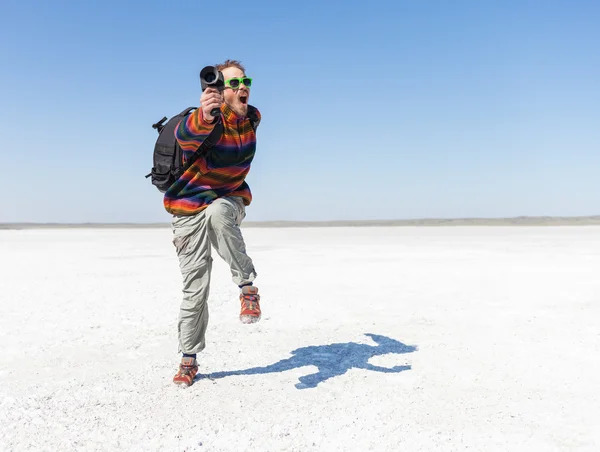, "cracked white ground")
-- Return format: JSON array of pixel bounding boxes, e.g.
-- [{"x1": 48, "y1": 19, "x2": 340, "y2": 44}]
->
[{"x1": 1, "y1": 226, "x2": 599, "y2": 451}]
